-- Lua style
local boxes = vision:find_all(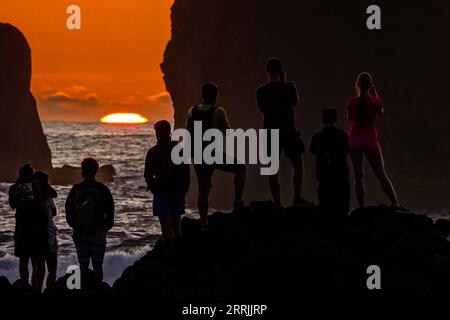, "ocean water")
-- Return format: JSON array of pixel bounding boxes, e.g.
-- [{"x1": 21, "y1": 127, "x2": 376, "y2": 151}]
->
[
  {"x1": 0, "y1": 122, "x2": 449, "y2": 285},
  {"x1": 0, "y1": 121, "x2": 195, "y2": 285}
]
